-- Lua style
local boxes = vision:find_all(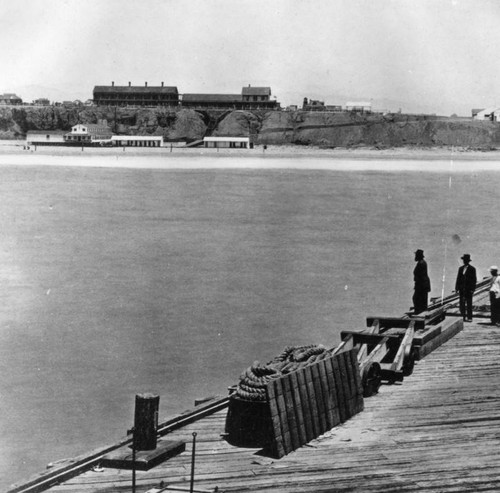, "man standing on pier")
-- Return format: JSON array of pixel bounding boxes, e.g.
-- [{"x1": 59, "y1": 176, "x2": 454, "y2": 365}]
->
[
  {"x1": 455, "y1": 253, "x2": 477, "y2": 322},
  {"x1": 413, "y1": 249, "x2": 431, "y2": 314}
]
